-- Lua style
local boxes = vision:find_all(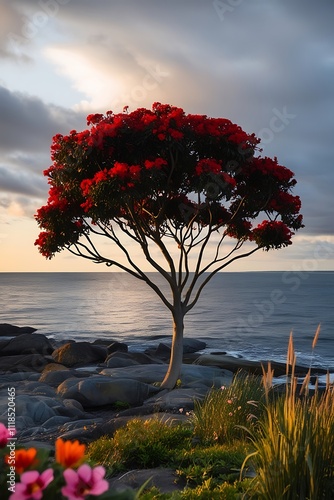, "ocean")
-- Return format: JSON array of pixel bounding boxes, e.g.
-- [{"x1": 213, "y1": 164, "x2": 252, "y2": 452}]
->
[{"x1": 0, "y1": 271, "x2": 333, "y2": 372}]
